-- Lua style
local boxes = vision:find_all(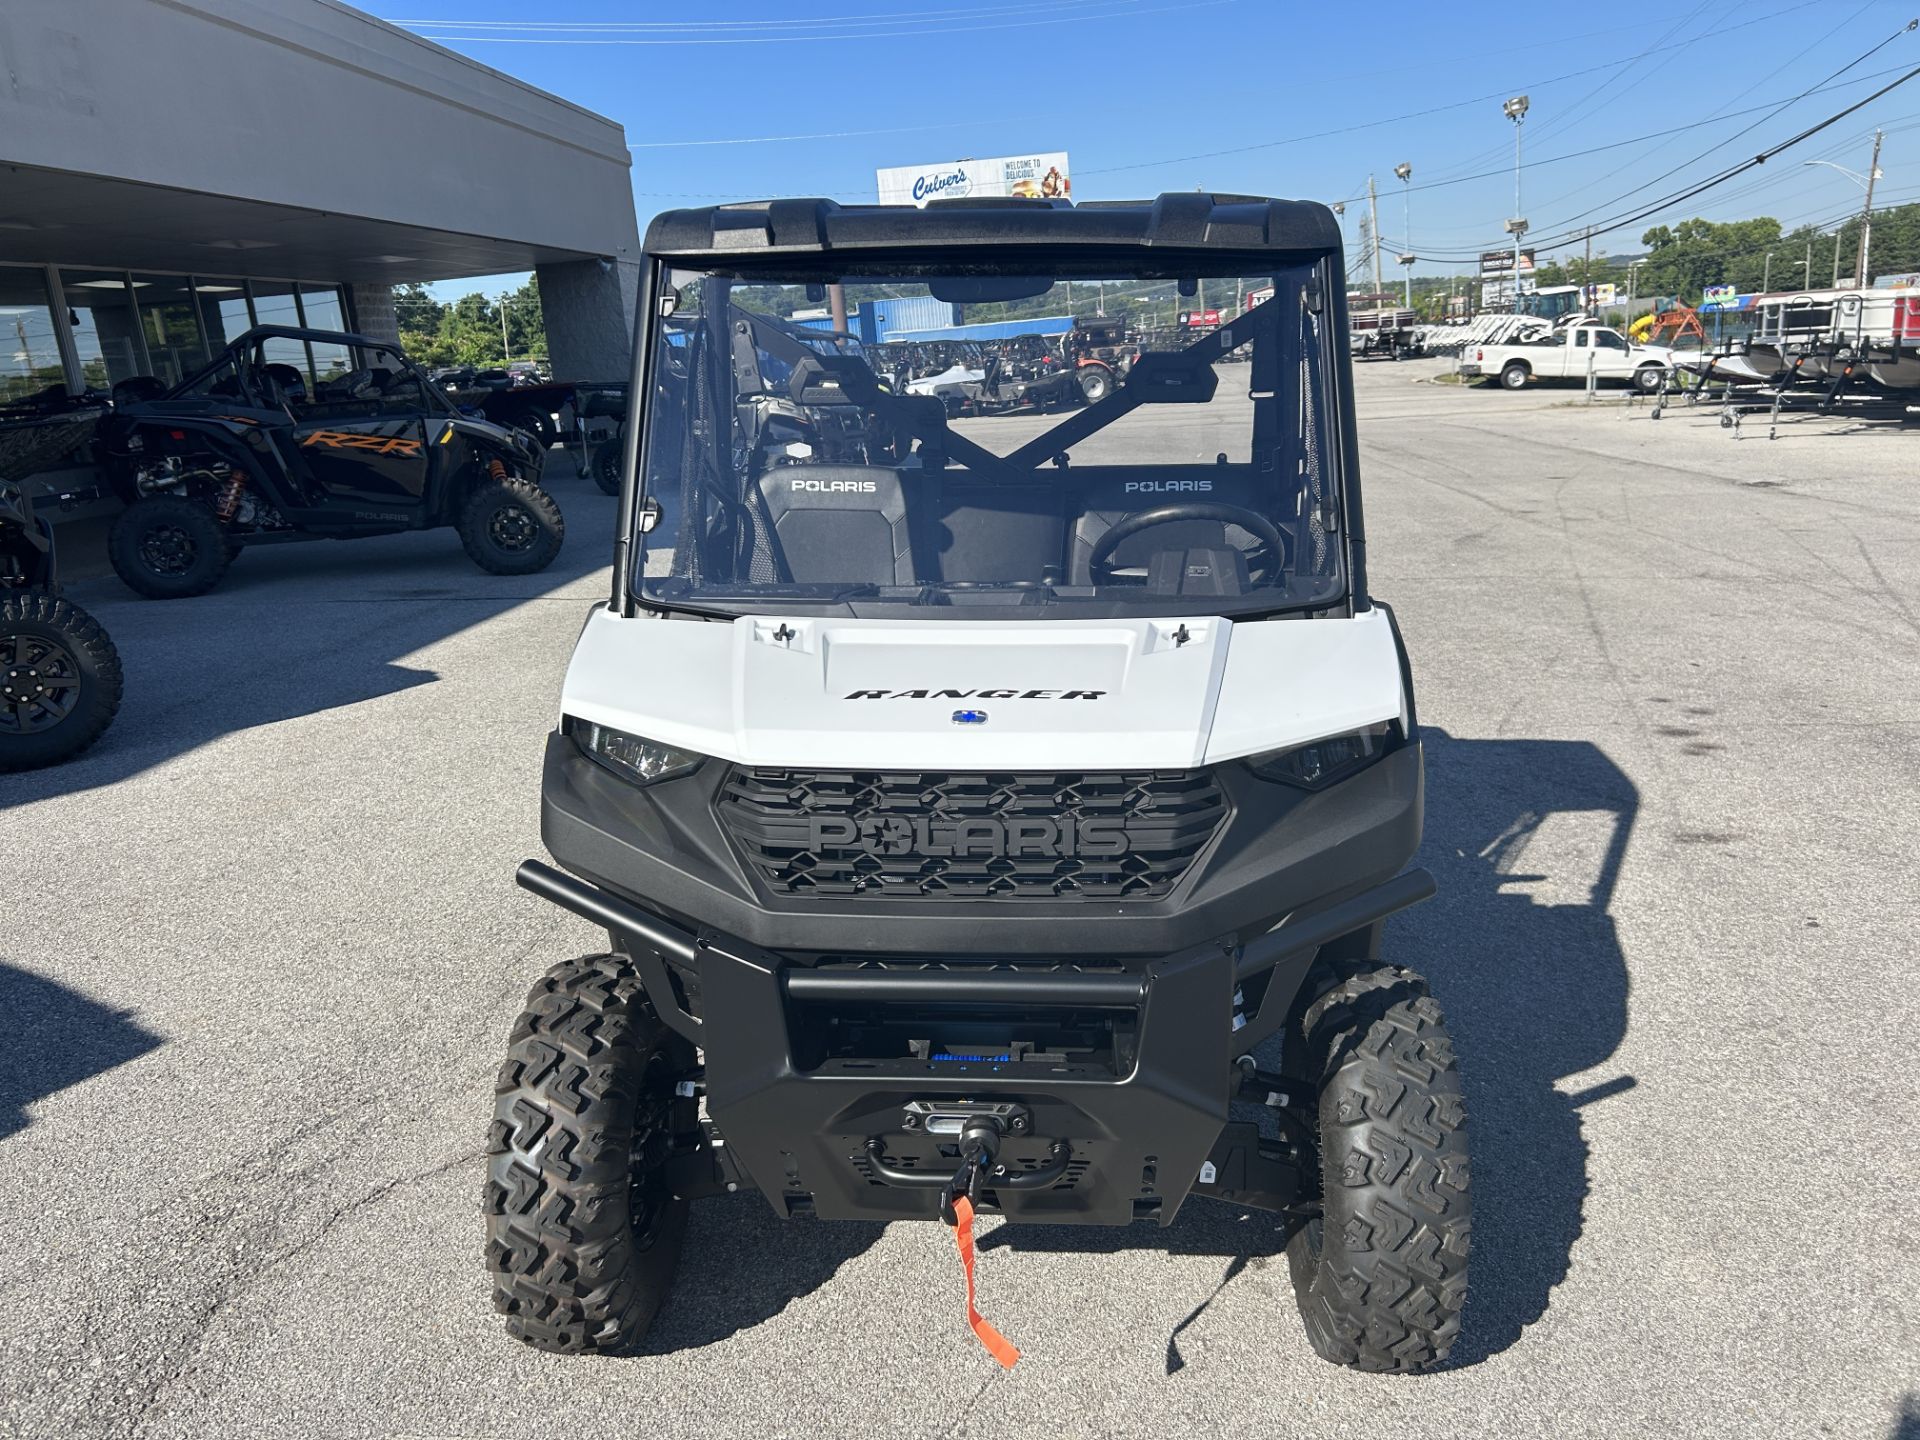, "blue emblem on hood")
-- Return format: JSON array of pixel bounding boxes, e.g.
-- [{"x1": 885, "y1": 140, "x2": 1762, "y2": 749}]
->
[{"x1": 951, "y1": 709, "x2": 989, "y2": 725}]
